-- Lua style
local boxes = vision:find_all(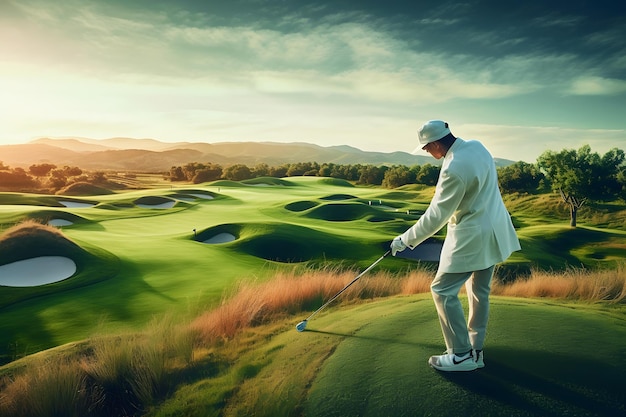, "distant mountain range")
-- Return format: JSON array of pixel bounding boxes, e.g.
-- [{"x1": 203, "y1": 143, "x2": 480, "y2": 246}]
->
[{"x1": 0, "y1": 137, "x2": 515, "y2": 171}]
